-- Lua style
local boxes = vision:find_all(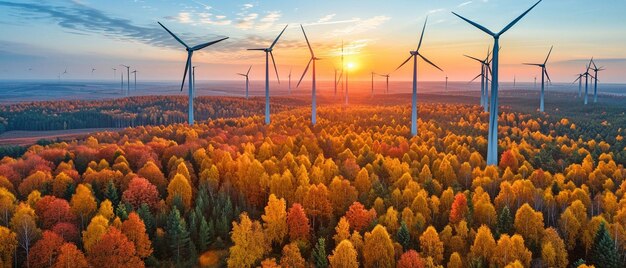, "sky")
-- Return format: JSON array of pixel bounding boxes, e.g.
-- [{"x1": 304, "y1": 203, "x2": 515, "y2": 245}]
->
[{"x1": 1, "y1": 0, "x2": 626, "y2": 83}]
